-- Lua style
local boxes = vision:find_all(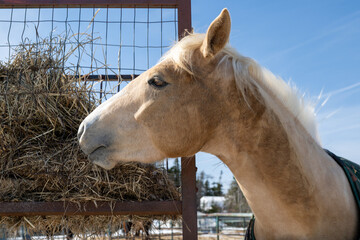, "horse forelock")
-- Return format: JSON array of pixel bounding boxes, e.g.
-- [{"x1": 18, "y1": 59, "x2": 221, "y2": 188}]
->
[{"x1": 162, "y1": 33, "x2": 320, "y2": 143}]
